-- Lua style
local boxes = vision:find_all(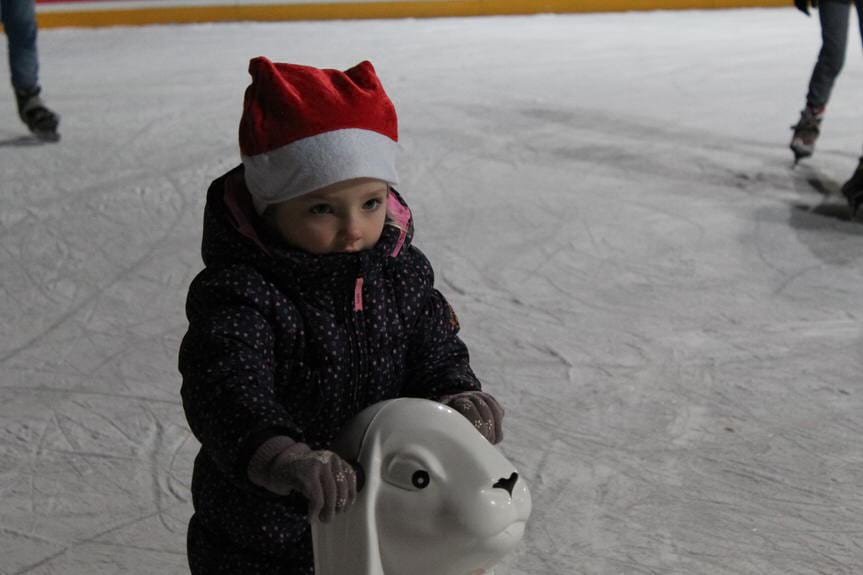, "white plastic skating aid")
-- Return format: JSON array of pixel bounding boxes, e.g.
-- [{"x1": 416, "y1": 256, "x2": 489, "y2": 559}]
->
[{"x1": 312, "y1": 398, "x2": 532, "y2": 575}]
